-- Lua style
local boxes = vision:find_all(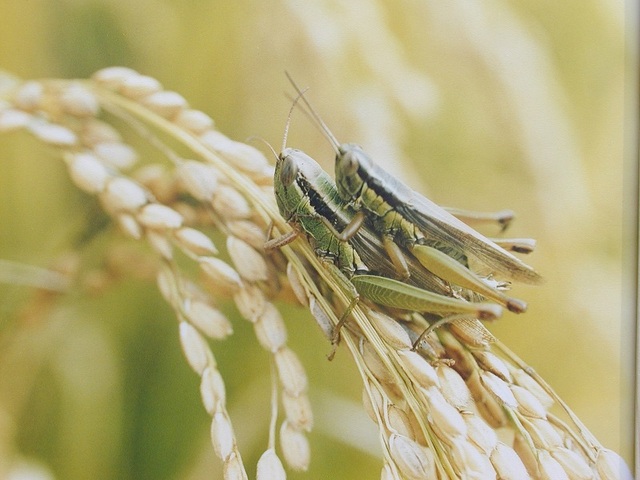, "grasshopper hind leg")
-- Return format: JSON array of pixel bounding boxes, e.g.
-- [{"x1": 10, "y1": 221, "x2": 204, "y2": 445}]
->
[
  {"x1": 412, "y1": 314, "x2": 470, "y2": 351},
  {"x1": 410, "y1": 244, "x2": 528, "y2": 314},
  {"x1": 330, "y1": 294, "x2": 359, "y2": 347},
  {"x1": 319, "y1": 261, "x2": 362, "y2": 353},
  {"x1": 412, "y1": 313, "x2": 497, "y2": 352}
]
